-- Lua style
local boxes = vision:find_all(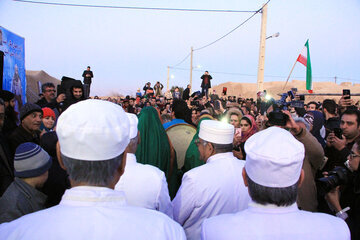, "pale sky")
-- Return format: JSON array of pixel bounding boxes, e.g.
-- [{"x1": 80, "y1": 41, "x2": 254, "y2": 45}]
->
[{"x1": 1, "y1": 0, "x2": 359, "y2": 96}]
